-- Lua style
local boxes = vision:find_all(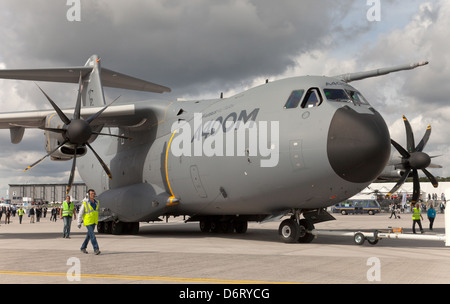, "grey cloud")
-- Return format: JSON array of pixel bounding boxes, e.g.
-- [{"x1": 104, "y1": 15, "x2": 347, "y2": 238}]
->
[{"x1": 0, "y1": 0, "x2": 358, "y2": 98}]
